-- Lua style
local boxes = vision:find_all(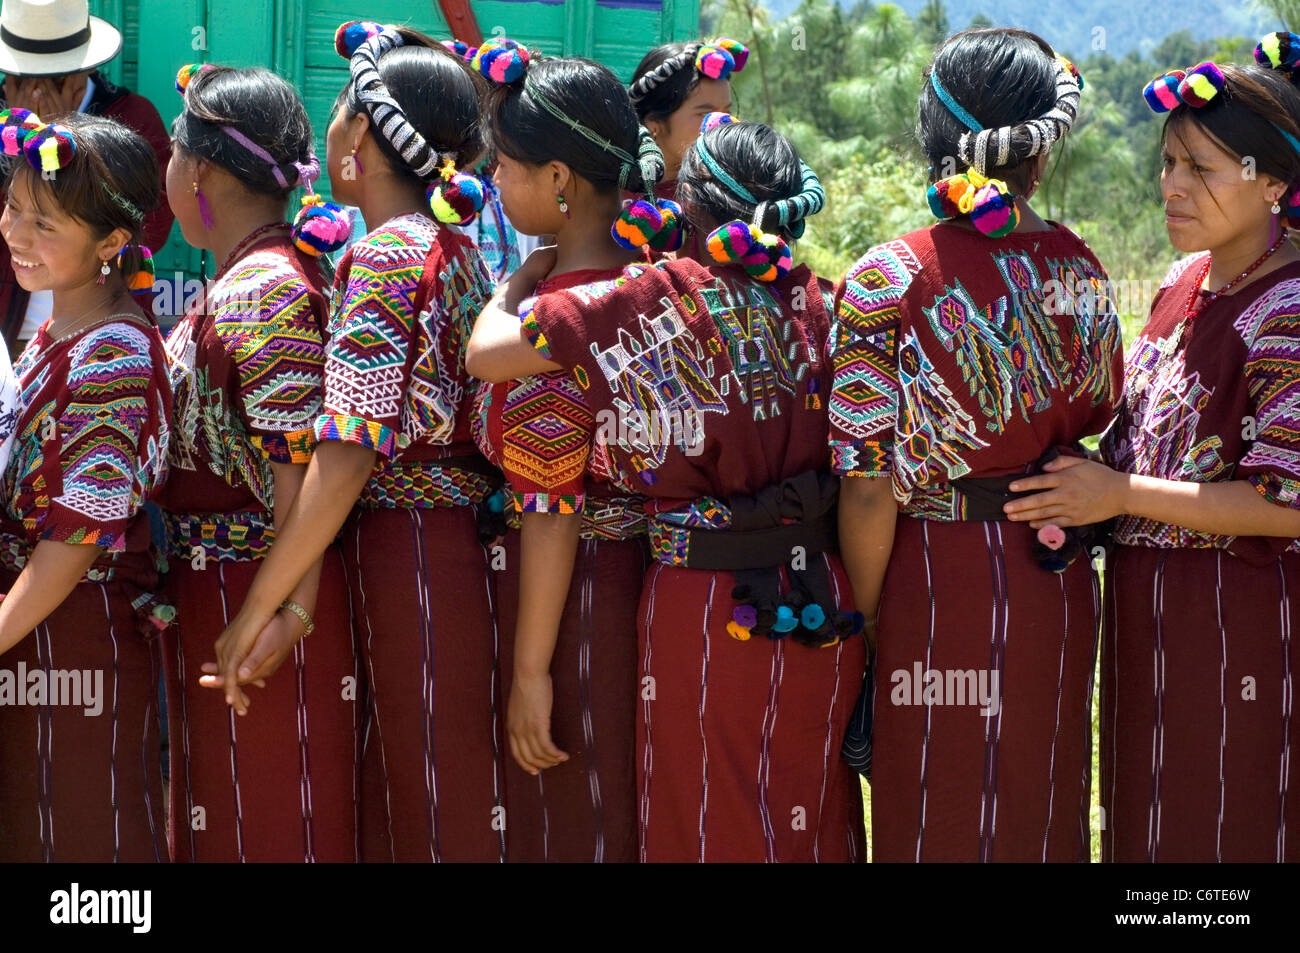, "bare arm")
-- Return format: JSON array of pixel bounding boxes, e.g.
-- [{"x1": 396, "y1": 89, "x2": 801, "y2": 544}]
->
[
  {"x1": 507, "y1": 511, "x2": 581, "y2": 775},
  {"x1": 1005, "y1": 456, "x2": 1300, "y2": 537},
  {"x1": 212, "y1": 439, "x2": 375, "y2": 712},
  {"x1": 838, "y1": 476, "x2": 898, "y2": 651},
  {"x1": 0, "y1": 541, "x2": 102, "y2": 656}
]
